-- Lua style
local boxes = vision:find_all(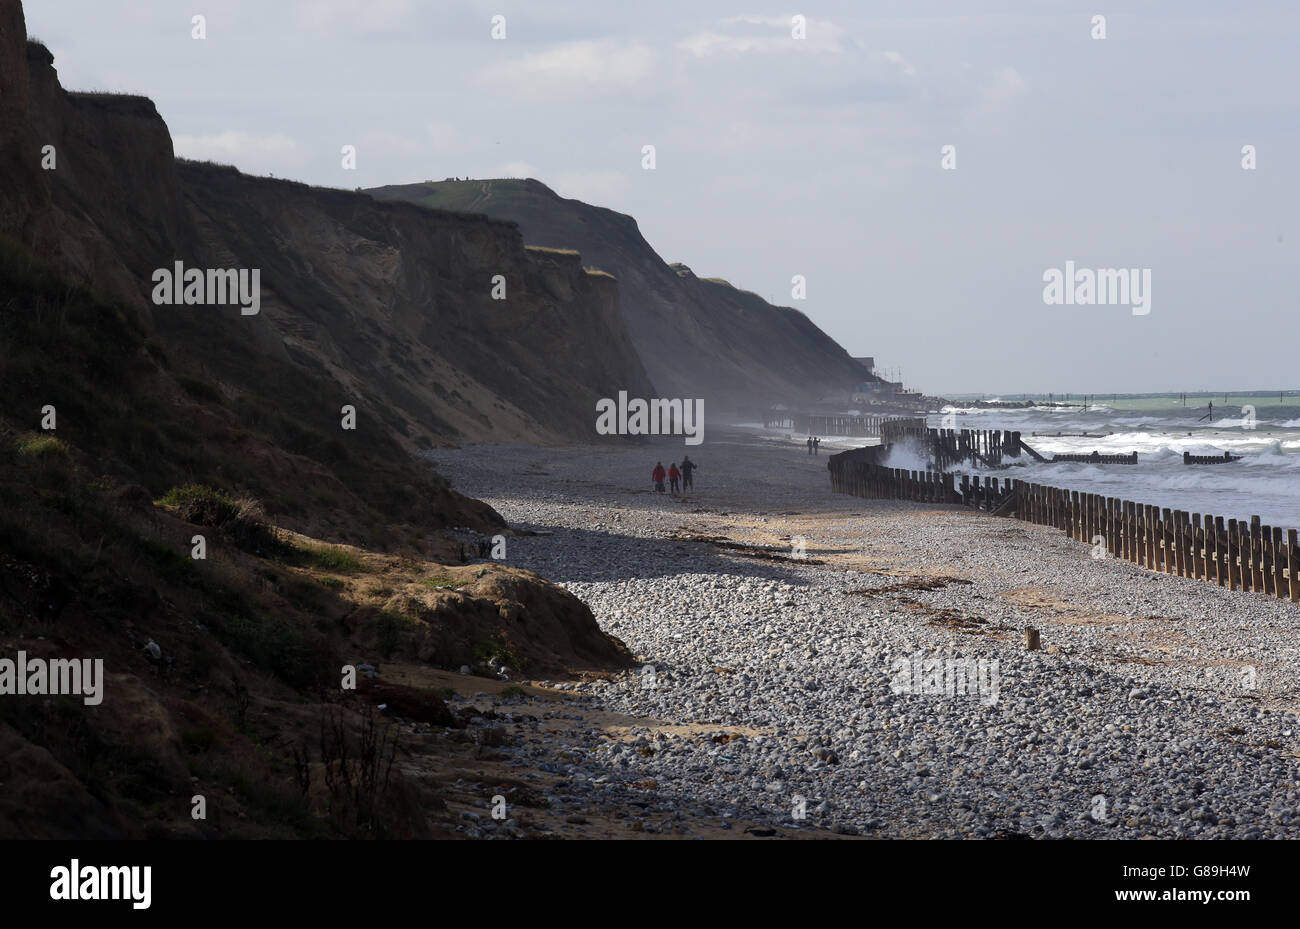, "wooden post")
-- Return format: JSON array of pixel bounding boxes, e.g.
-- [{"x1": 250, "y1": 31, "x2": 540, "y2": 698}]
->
[
  {"x1": 1095, "y1": 495, "x2": 1104, "y2": 550},
  {"x1": 1212, "y1": 516, "x2": 1224, "y2": 586},
  {"x1": 1261, "y1": 524, "x2": 1274, "y2": 596},
  {"x1": 1136, "y1": 504, "x2": 1145, "y2": 567},
  {"x1": 1130, "y1": 501, "x2": 1139, "y2": 564},
  {"x1": 1204, "y1": 513, "x2": 1214, "y2": 583},
  {"x1": 1251, "y1": 517, "x2": 1264, "y2": 591},
  {"x1": 1272, "y1": 527, "x2": 1285, "y2": 598},
  {"x1": 1289, "y1": 529, "x2": 1299, "y2": 602},
  {"x1": 1198, "y1": 515, "x2": 1208, "y2": 581},
  {"x1": 1119, "y1": 499, "x2": 1127, "y2": 560},
  {"x1": 1093, "y1": 495, "x2": 1102, "y2": 550},
  {"x1": 1168, "y1": 509, "x2": 1179, "y2": 573},
  {"x1": 1155, "y1": 509, "x2": 1167, "y2": 572},
  {"x1": 1118, "y1": 501, "x2": 1127, "y2": 561},
  {"x1": 1178, "y1": 512, "x2": 1189, "y2": 577},
  {"x1": 1238, "y1": 520, "x2": 1251, "y2": 592},
  {"x1": 1169, "y1": 509, "x2": 1181, "y2": 574},
  {"x1": 1133, "y1": 501, "x2": 1142, "y2": 565},
  {"x1": 1227, "y1": 519, "x2": 1241, "y2": 590},
  {"x1": 1097, "y1": 495, "x2": 1106, "y2": 551},
  {"x1": 1190, "y1": 514, "x2": 1202, "y2": 579},
  {"x1": 1140, "y1": 505, "x2": 1149, "y2": 568}
]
